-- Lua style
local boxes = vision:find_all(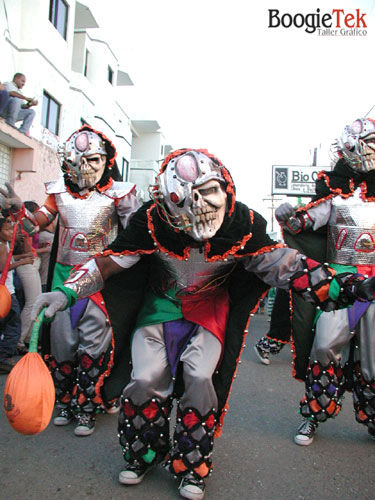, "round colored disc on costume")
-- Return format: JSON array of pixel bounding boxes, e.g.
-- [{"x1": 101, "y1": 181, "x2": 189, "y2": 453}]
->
[
  {"x1": 170, "y1": 192, "x2": 179, "y2": 203},
  {"x1": 75, "y1": 132, "x2": 89, "y2": 152},
  {"x1": 176, "y1": 155, "x2": 199, "y2": 182}
]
